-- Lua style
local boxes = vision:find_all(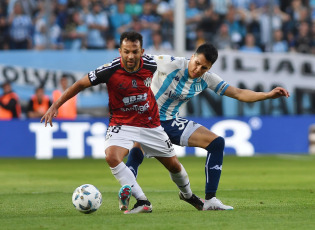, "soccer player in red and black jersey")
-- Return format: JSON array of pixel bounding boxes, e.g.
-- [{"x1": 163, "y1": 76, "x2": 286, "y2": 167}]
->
[
  {"x1": 41, "y1": 31, "x2": 203, "y2": 214},
  {"x1": 88, "y1": 46, "x2": 160, "y2": 128}
]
